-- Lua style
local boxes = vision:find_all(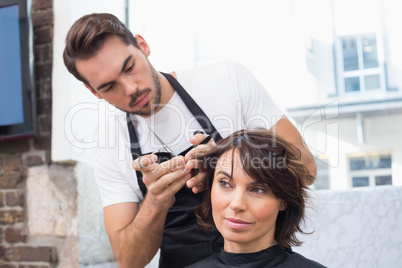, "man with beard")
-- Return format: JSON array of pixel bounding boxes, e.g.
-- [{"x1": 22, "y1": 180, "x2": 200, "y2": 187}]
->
[{"x1": 63, "y1": 13, "x2": 317, "y2": 268}]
